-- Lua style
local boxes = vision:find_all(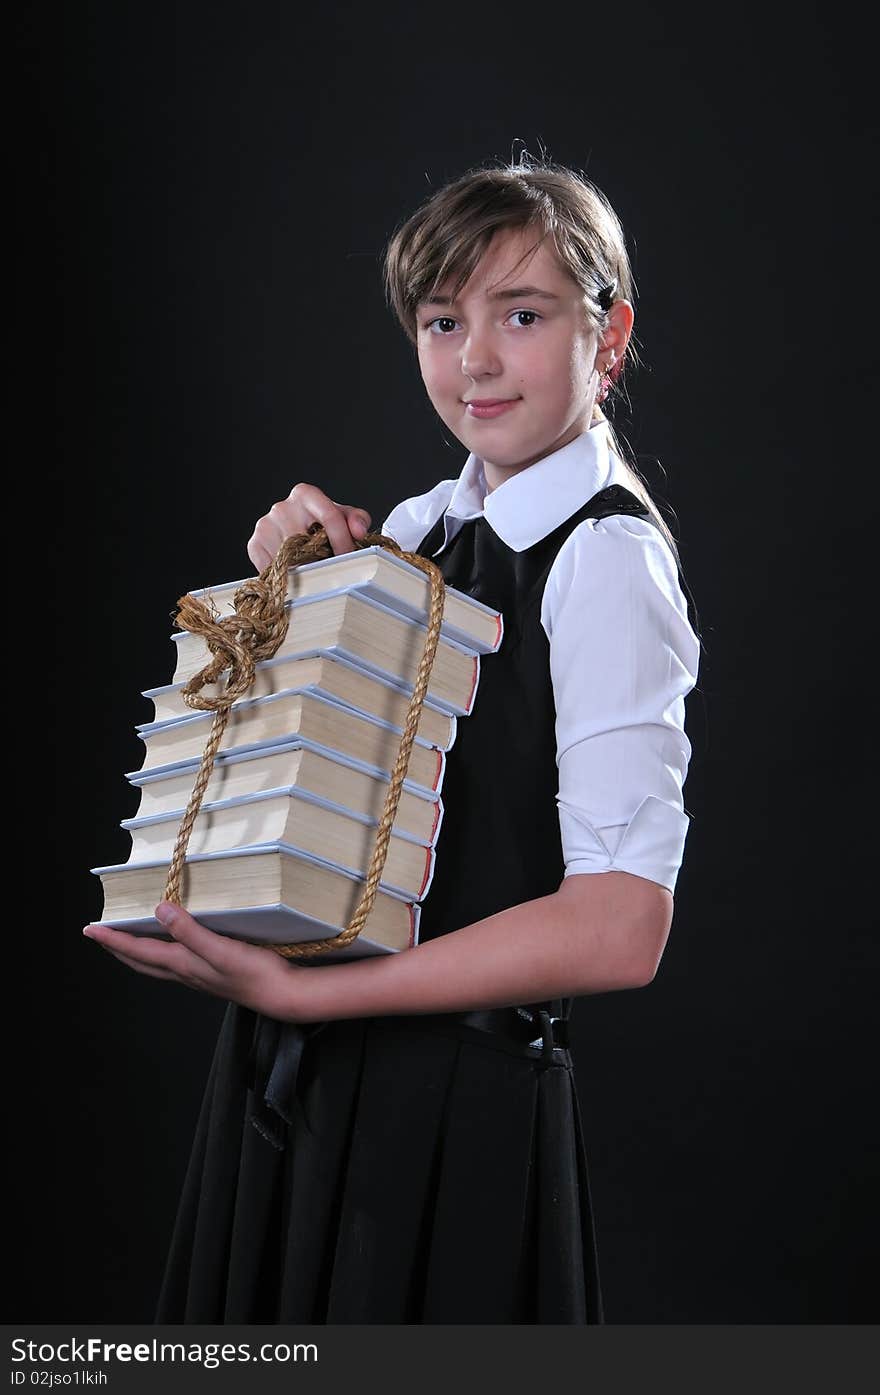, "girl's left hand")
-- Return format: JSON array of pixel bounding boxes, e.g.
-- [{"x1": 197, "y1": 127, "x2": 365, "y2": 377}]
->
[{"x1": 82, "y1": 902, "x2": 305, "y2": 1020}]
